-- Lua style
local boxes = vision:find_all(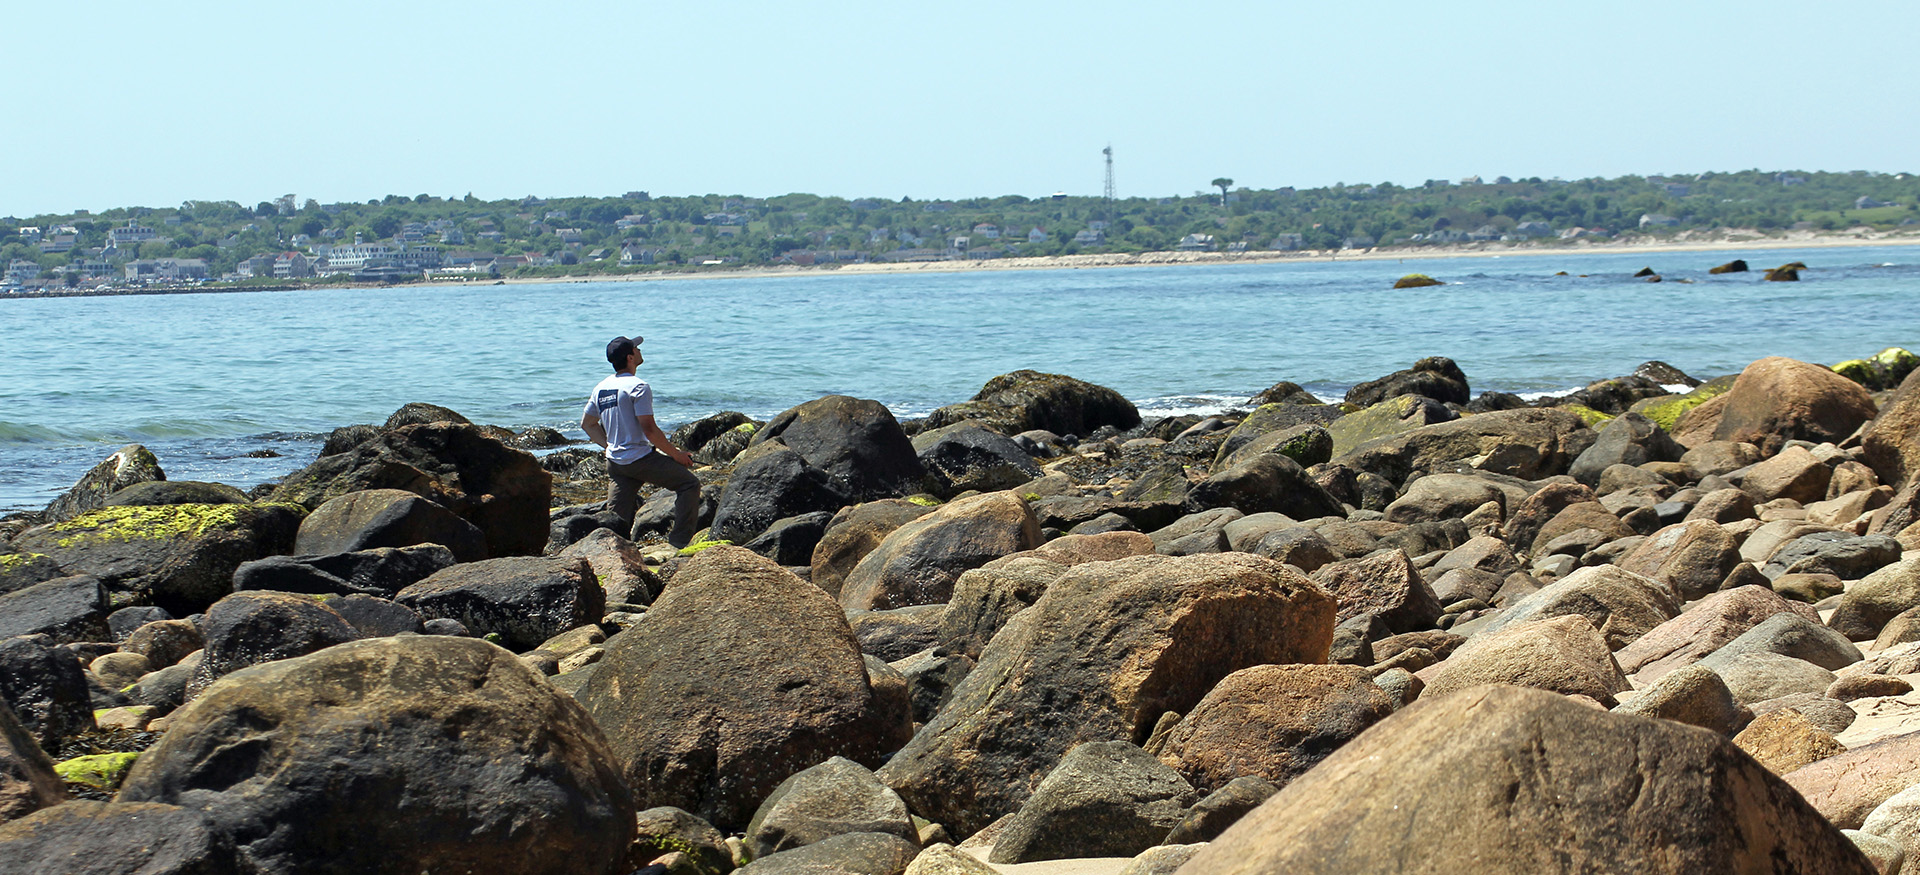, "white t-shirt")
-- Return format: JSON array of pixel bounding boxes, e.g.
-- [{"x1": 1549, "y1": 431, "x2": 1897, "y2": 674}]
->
[{"x1": 583, "y1": 372, "x2": 656, "y2": 464}]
